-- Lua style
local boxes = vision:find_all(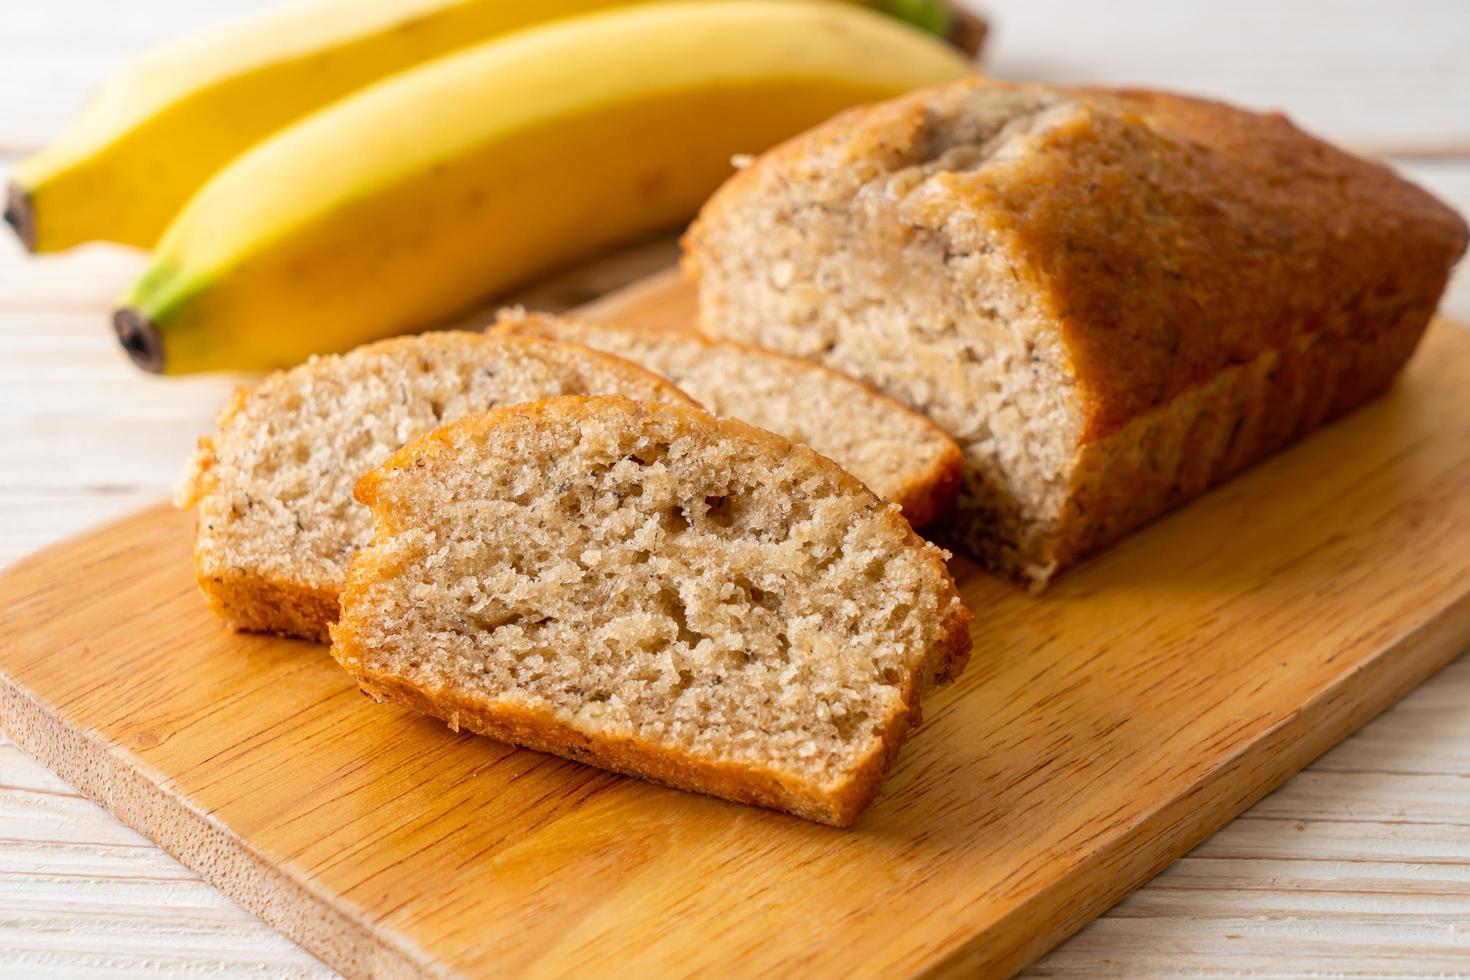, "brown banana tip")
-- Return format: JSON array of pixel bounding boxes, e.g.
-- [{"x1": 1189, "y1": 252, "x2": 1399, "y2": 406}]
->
[
  {"x1": 4, "y1": 180, "x2": 37, "y2": 253},
  {"x1": 113, "y1": 307, "x2": 165, "y2": 374},
  {"x1": 947, "y1": 5, "x2": 988, "y2": 58}
]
